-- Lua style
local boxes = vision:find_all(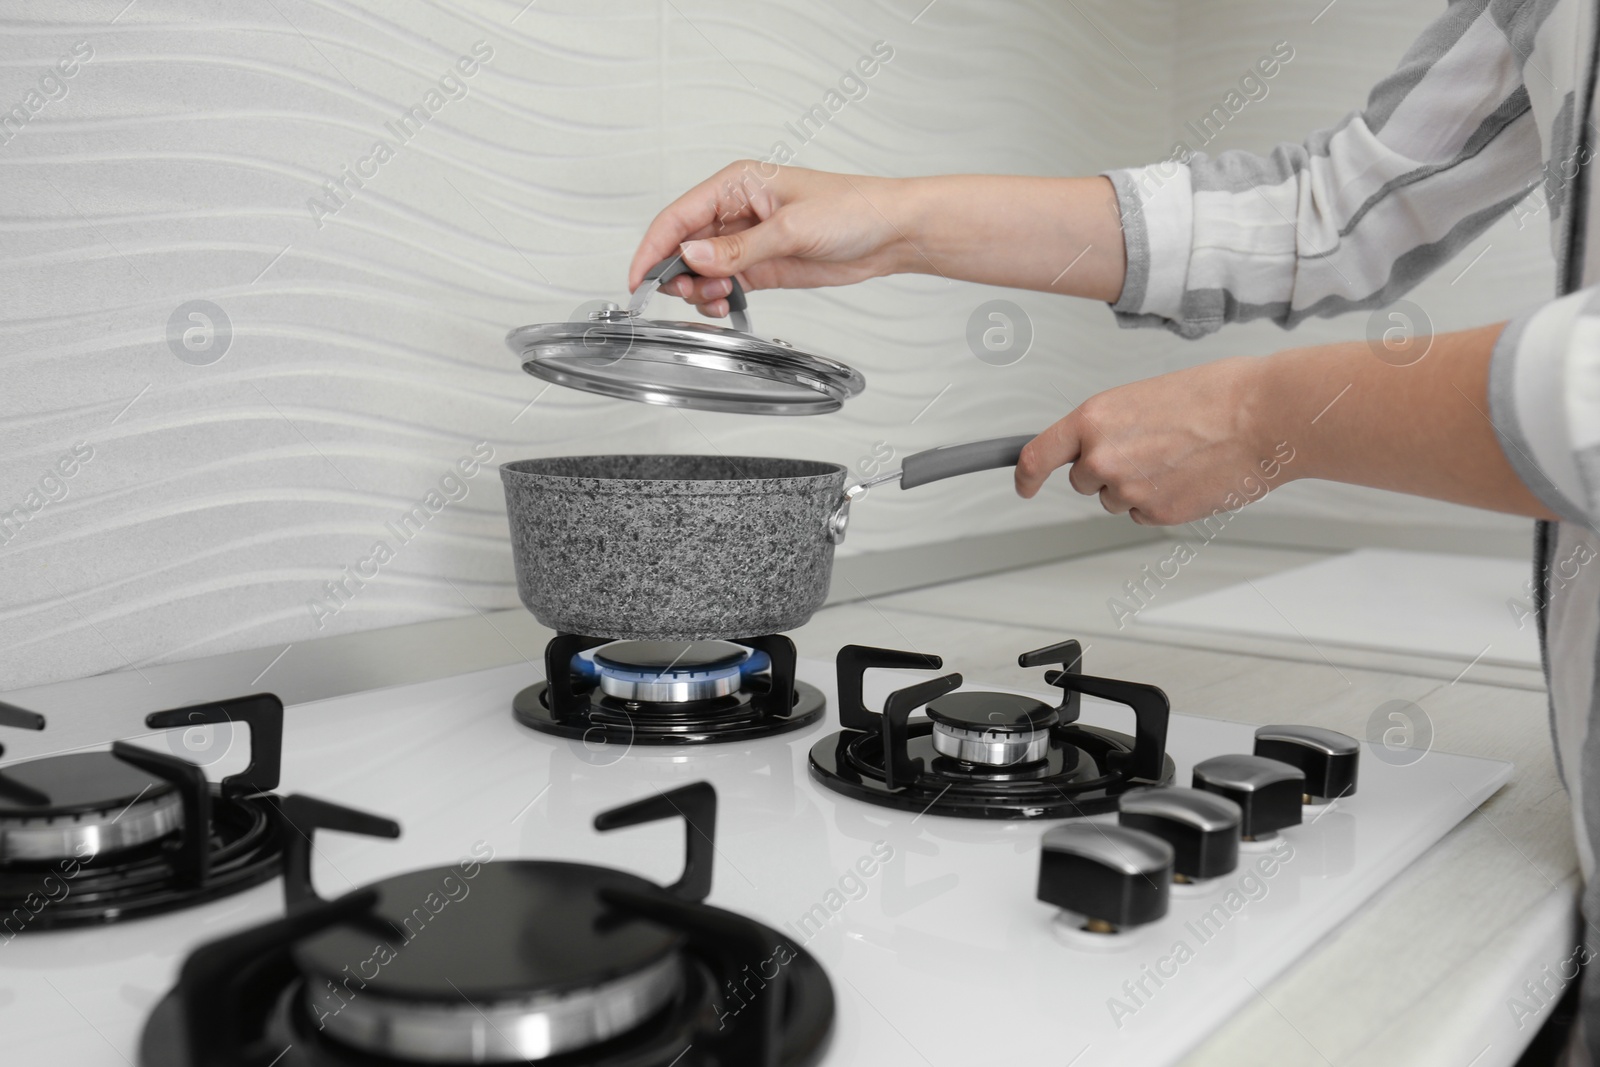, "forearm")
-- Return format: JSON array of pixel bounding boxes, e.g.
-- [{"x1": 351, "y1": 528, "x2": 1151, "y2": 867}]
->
[
  {"x1": 1257, "y1": 324, "x2": 1557, "y2": 519},
  {"x1": 893, "y1": 175, "x2": 1127, "y2": 303}
]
